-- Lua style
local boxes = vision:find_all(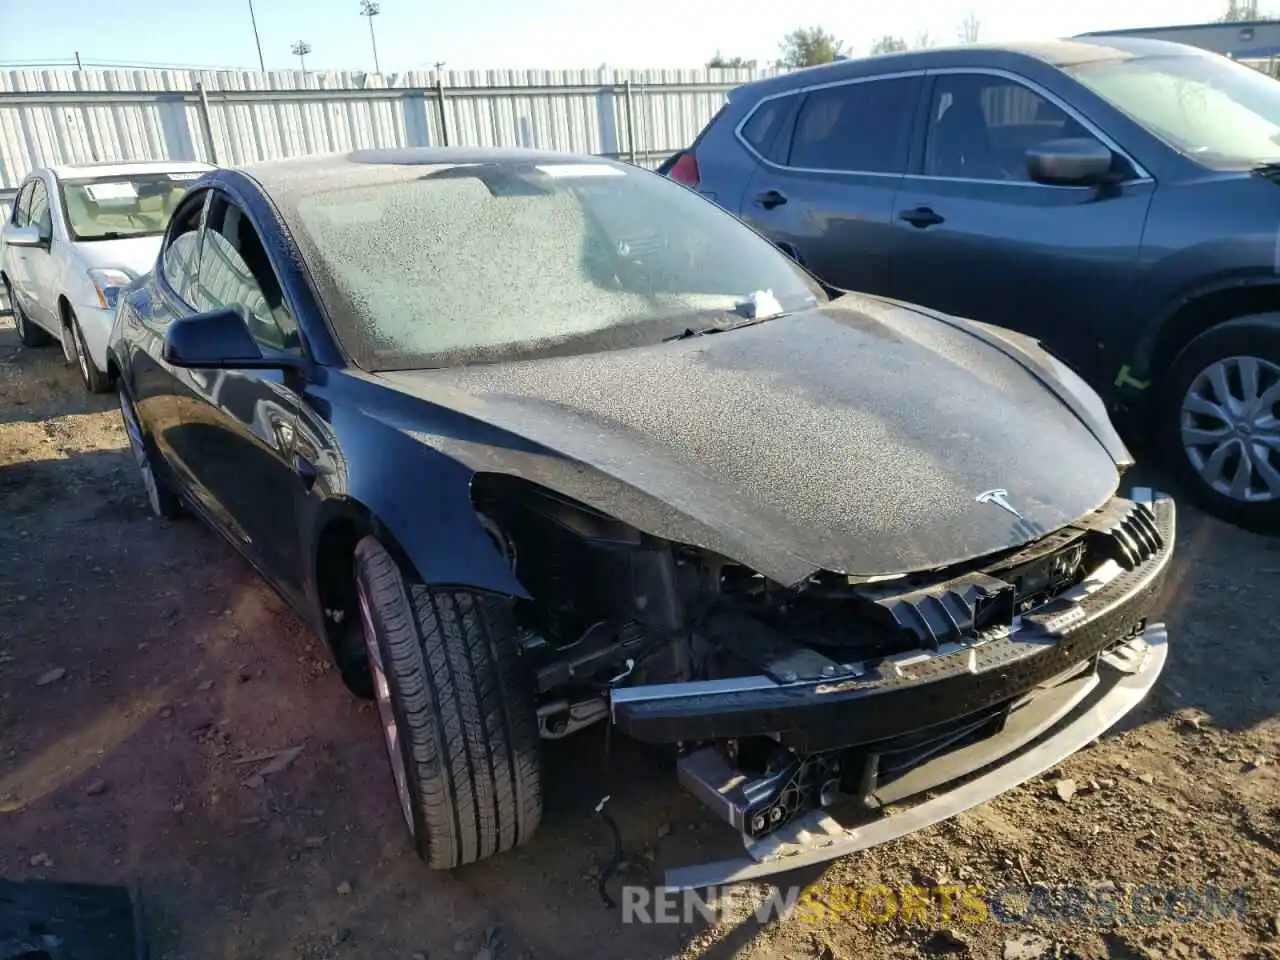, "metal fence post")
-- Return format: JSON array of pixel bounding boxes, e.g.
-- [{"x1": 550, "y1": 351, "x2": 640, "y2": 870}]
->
[
  {"x1": 195, "y1": 82, "x2": 220, "y2": 165},
  {"x1": 436, "y1": 75, "x2": 450, "y2": 146},
  {"x1": 624, "y1": 79, "x2": 637, "y2": 165}
]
